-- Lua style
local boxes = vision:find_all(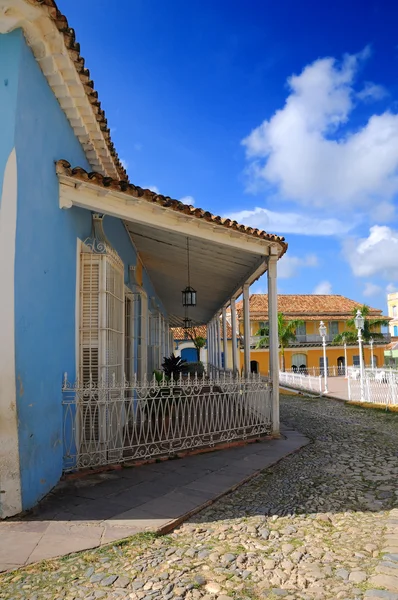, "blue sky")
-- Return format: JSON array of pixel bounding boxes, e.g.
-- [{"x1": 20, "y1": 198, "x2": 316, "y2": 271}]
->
[{"x1": 58, "y1": 0, "x2": 398, "y2": 312}]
